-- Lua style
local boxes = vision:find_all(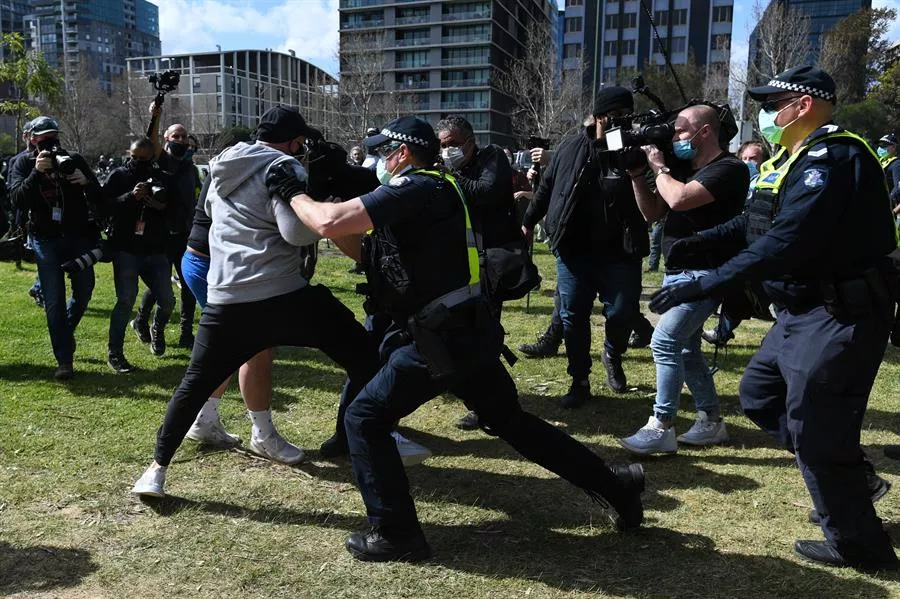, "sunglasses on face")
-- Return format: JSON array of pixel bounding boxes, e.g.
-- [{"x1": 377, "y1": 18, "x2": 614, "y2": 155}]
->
[
  {"x1": 376, "y1": 142, "x2": 402, "y2": 157},
  {"x1": 760, "y1": 96, "x2": 802, "y2": 113}
]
